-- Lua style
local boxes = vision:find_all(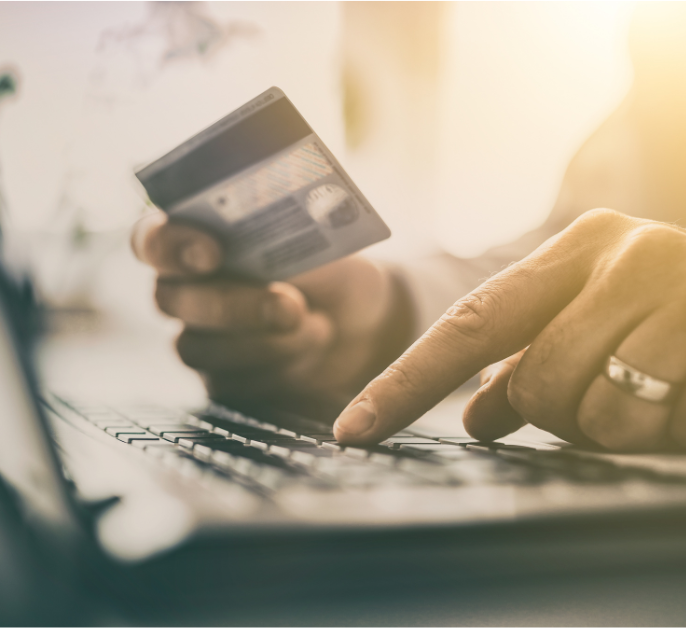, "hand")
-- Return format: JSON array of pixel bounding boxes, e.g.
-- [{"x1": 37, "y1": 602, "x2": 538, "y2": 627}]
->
[
  {"x1": 131, "y1": 212, "x2": 413, "y2": 420},
  {"x1": 333, "y1": 208, "x2": 686, "y2": 453}
]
